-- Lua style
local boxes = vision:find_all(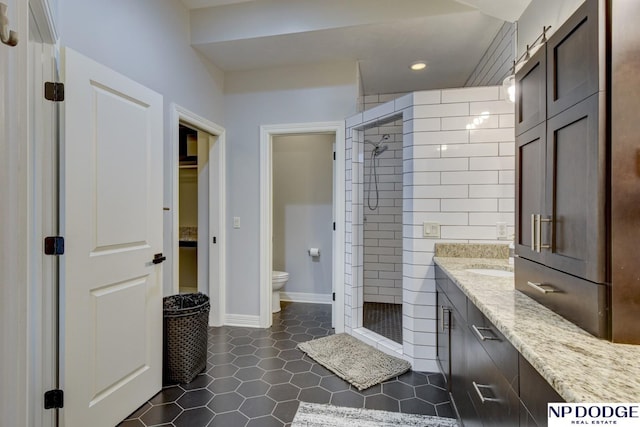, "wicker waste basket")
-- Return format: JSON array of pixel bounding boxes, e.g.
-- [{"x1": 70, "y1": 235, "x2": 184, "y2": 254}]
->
[{"x1": 163, "y1": 292, "x2": 210, "y2": 384}]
